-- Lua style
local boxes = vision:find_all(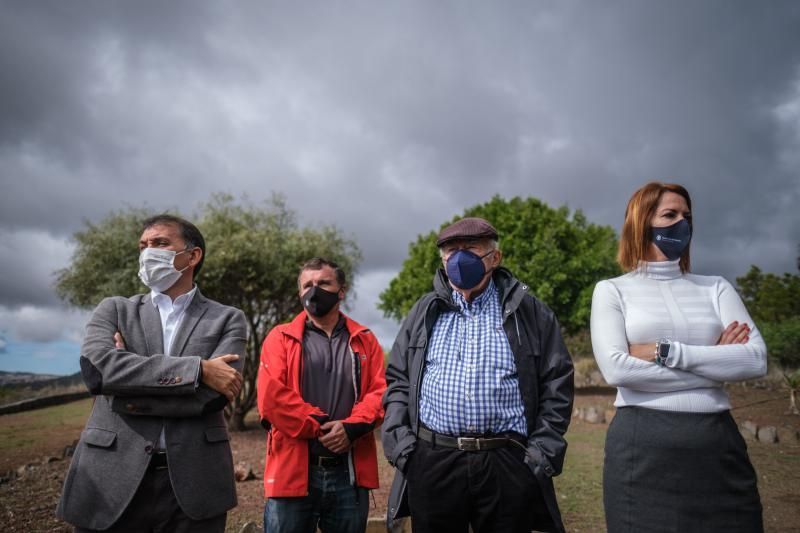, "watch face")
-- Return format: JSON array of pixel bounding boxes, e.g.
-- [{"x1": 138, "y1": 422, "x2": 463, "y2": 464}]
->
[{"x1": 658, "y1": 342, "x2": 670, "y2": 359}]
